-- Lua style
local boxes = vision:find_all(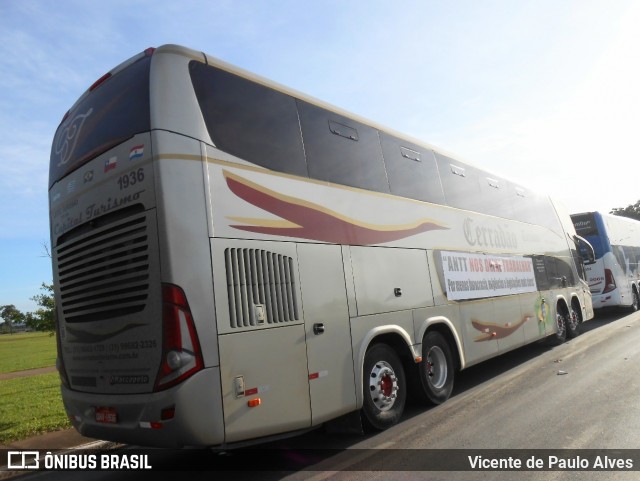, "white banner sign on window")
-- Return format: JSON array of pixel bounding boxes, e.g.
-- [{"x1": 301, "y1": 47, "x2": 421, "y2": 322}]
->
[{"x1": 440, "y1": 251, "x2": 537, "y2": 301}]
